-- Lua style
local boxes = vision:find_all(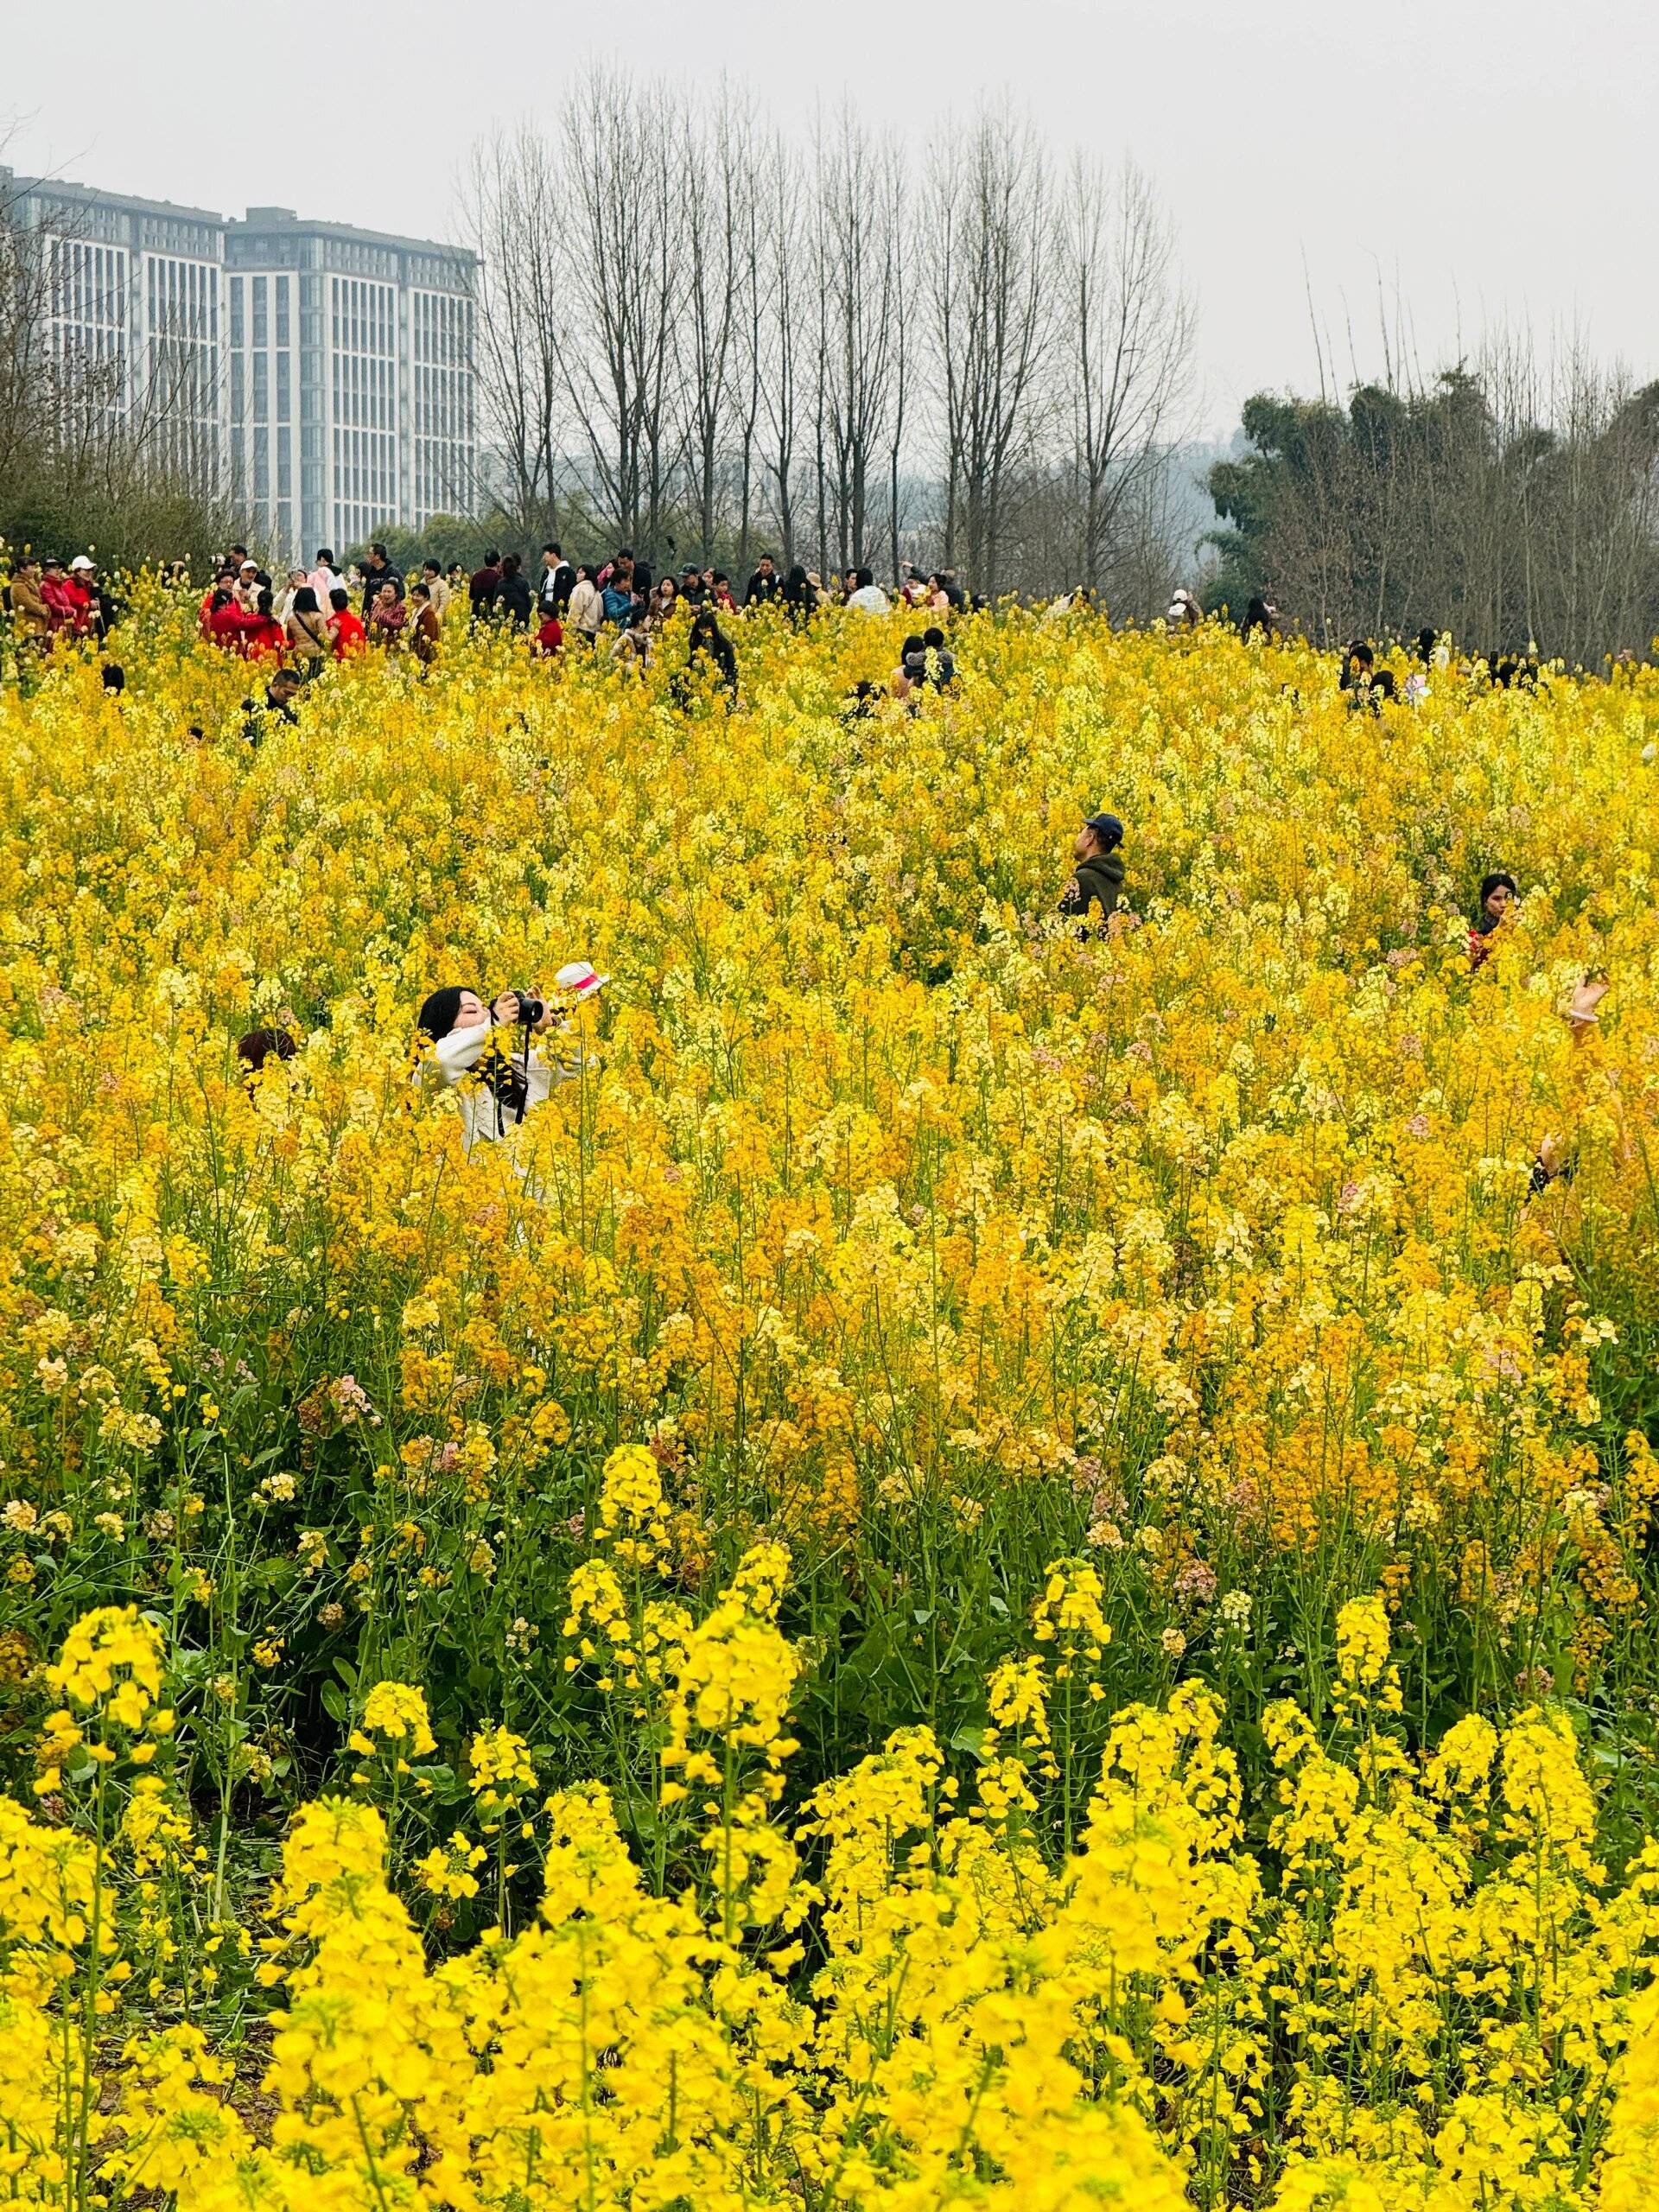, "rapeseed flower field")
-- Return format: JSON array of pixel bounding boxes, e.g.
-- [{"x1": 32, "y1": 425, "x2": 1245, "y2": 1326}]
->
[{"x1": 3, "y1": 587, "x2": 1659, "y2": 2208}]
